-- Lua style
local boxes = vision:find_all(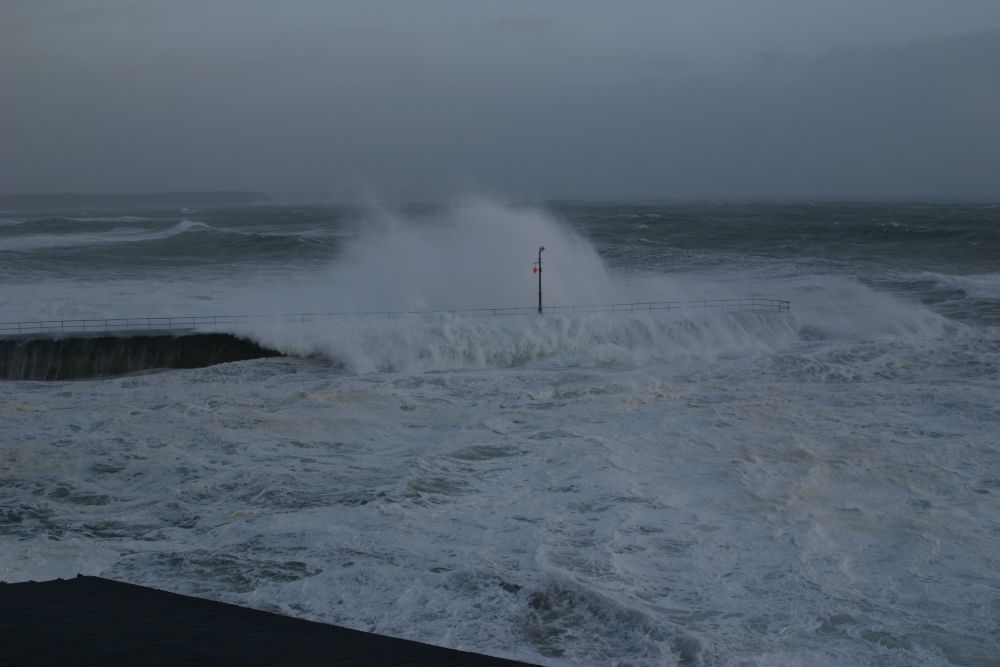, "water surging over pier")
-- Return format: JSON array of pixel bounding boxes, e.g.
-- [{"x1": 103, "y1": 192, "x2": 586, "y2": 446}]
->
[{"x1": 0, "y1": 298, "x2": 790, "y2": 380}]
